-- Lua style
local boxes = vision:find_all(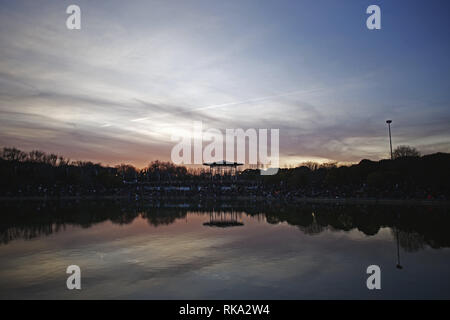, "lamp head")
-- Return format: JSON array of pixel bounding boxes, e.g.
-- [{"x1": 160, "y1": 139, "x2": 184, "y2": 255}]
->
[{"x1": 386, "y1": 120, "x2": 392, "y2": 124}]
